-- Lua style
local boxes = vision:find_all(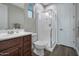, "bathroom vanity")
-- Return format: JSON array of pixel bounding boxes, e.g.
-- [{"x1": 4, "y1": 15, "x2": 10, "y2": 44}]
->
[{"x1": 0, "y1": 33, "x2": 32, "y2": 56}]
